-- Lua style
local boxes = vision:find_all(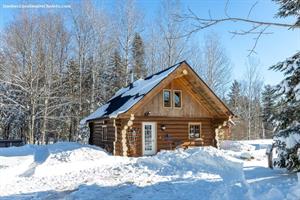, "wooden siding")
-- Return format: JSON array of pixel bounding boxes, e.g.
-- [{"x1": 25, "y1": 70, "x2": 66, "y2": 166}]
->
[
  {"x1": 88, "y1": 119, "x2": 115, "y2": 154},
  {"x1": 126, "y1": 116, "x2": 217, "y2": 157},
  {"x1": 135, "y1": 78, "x2": 212, "y2": 118},
  {"x1": 122, "y1": 62, "x2": 232, "y2": 119}
]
